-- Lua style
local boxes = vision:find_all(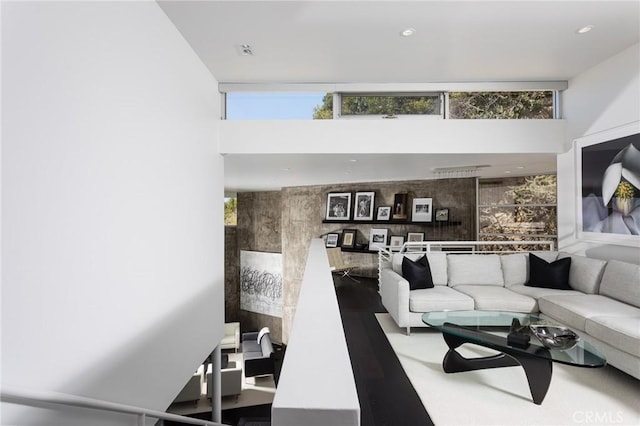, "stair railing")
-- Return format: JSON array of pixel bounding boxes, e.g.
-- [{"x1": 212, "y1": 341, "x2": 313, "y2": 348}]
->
[{"x1": 1, "y1": 385, "x2": 226, "y2": 426}]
